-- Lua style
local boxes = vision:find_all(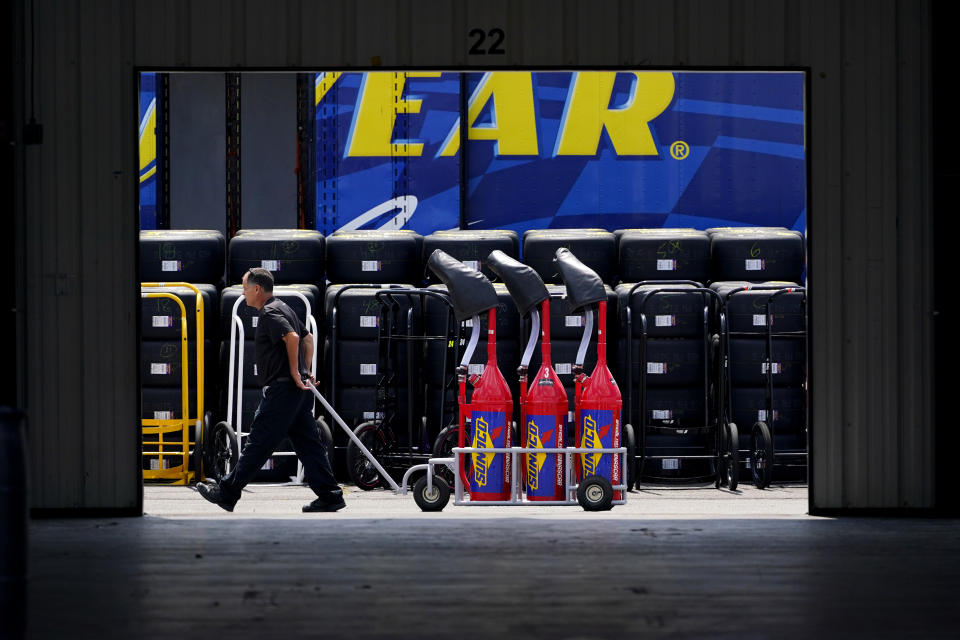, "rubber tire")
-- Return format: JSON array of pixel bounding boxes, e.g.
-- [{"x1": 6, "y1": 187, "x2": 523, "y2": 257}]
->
[
  {"x1": 577, "y1": 474, "x2": 614, "y2": 511},
  {"x1": 751, "y1": 421, "x2": 774, "y2": 489},
  {"x1": 413, "y1": 475, "x2": 450, "y2": 512},
  {"x1": 724, "y1": 422, "x2": 740, "y2": 491},
  {"x1": 317, "y1": 417, "x2": 334, "y2": 468},
  {"x1": 205, "y1": 421, "x2": 239, "y2": 482},
  {"x1": 623, "y1": 423, "x2": 637, "y2": 491},
  {"x1": 346, "y1": 421, "x2": 385, "y2": 490}
]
